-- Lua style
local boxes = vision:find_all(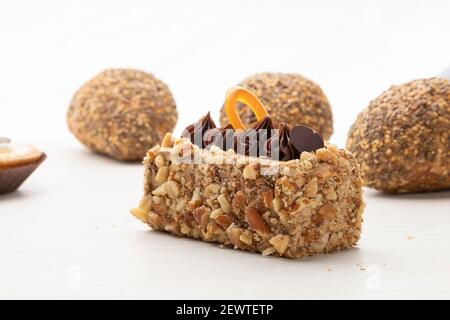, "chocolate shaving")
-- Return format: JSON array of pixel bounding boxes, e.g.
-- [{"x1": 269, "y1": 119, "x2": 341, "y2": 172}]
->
[{"x1": 181, "y1": 112, "x2": 216, "y2": 148}]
